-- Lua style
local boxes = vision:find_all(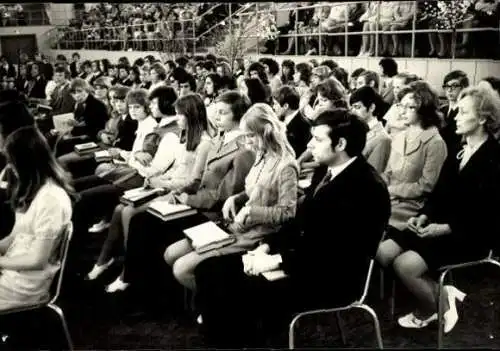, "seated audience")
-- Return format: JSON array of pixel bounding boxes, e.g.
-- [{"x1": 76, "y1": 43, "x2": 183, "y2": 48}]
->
[
  {"x1": 195, "y1": 108, "x2": 391, "y2": 347},
  {"x1": 377, "y1": 86, "x2": 500, "y2": 332},
  {"x1": 164, "y1": 103, "x2": 299, "y2": 291}
]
